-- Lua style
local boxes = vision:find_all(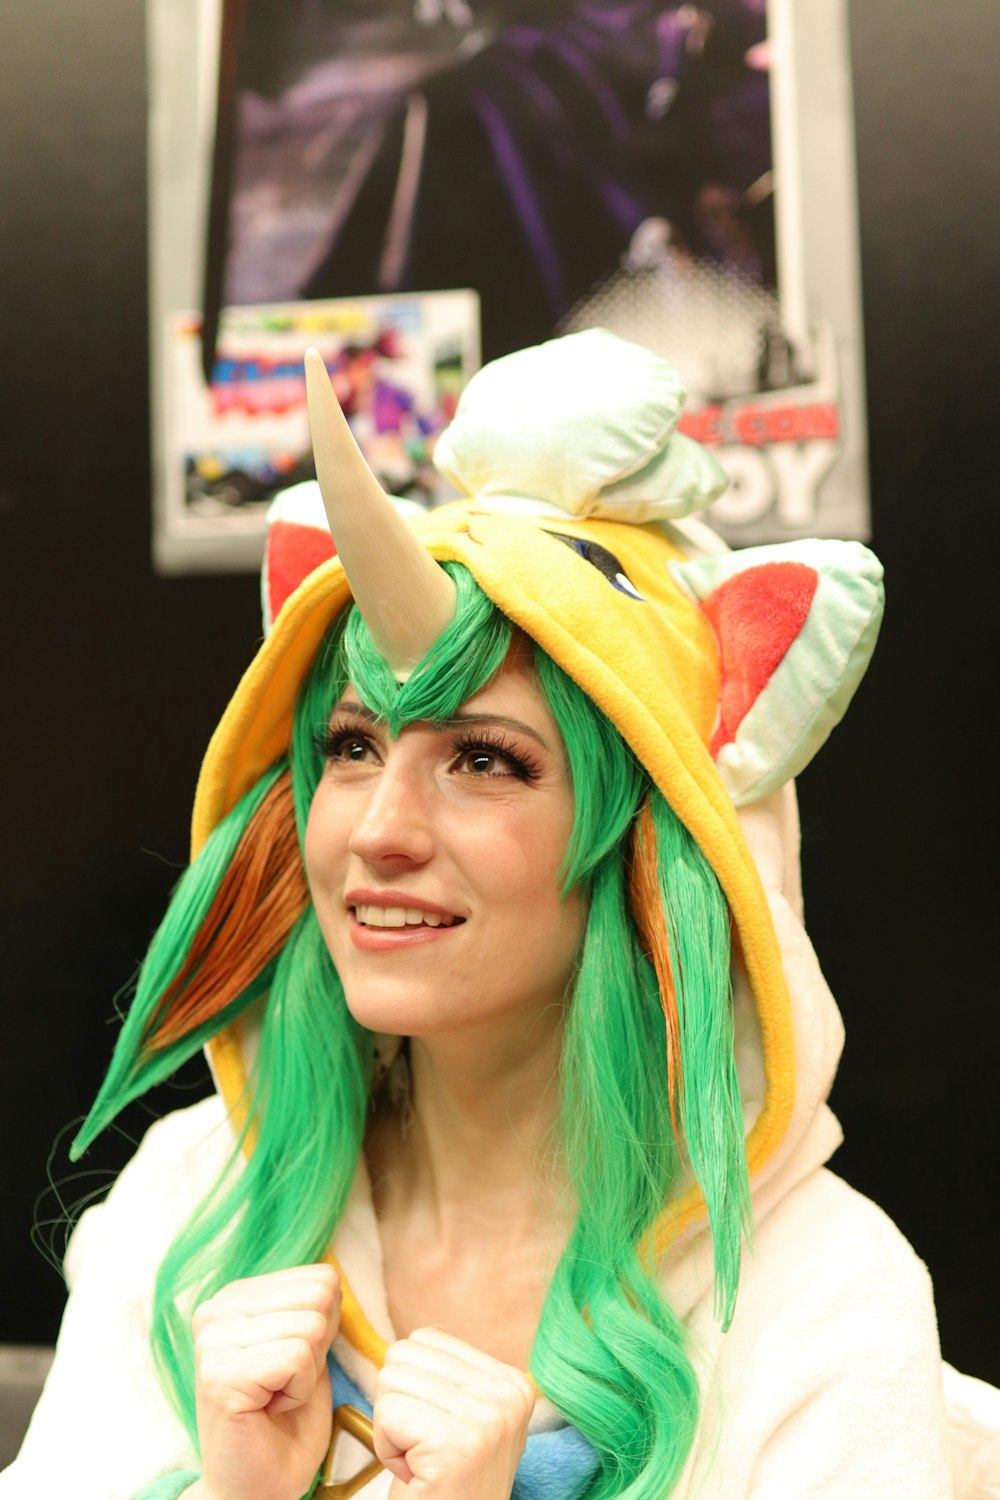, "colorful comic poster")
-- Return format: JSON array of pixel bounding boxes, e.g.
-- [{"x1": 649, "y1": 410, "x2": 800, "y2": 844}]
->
[
  {"x1": 148, "y1": 0, "x2": 866, "y2": 569},
  {"x1": 162, "y1": 291, "x2": 479, "y2": 560}
]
